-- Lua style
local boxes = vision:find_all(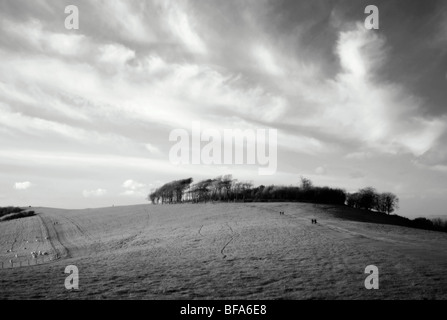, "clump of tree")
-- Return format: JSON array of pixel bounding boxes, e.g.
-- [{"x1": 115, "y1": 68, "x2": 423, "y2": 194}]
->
[
  {"x1": 345, "y1": 188, "x2": 447, "y2": 233},
  {"x1": 148, "y1": 175, "x2": 346, "y2": 206},
  {"x1": 411, "y1": 217, "x2": 447, "y2": 232},
  {"x1": 346, "y1": 187, "x2": 399, "y2": 214},
  {"x1": 430, "y1": 218, "x2": 447, "y2": 232},
  {"x1": 295, "y1": 177, "x2": 346, "y2": 205}
]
